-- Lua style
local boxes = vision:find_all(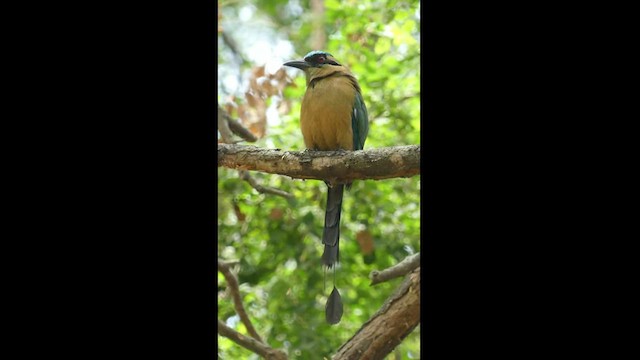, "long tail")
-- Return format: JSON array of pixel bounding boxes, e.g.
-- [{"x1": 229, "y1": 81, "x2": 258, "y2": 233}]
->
[{"x1": 322, "y1": 183, "x2": 344, "y2": 268}]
